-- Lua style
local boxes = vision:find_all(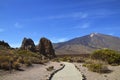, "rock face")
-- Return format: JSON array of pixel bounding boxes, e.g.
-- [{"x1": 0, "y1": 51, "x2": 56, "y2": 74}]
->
[
  {"x1": 21, "y1": 38, "x2": 36, "y2": 52},
  {"x1": 38, "y1": 37, "x2": 56, "y2": 58}
]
